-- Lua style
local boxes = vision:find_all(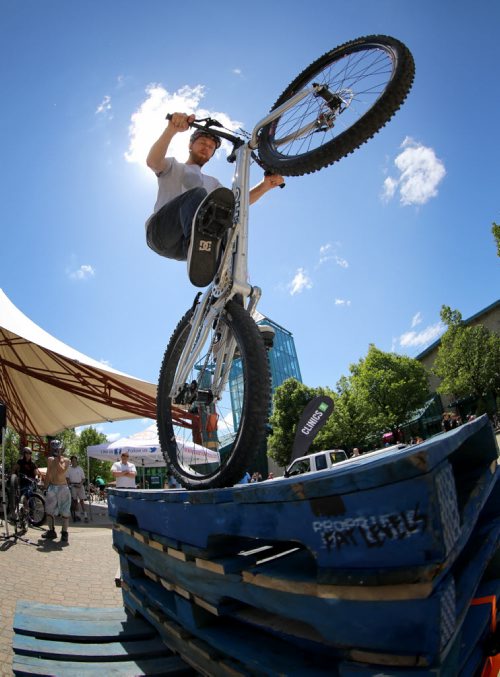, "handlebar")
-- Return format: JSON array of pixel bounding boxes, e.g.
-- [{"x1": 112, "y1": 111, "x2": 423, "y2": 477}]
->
[
  {"x1": 166, "y1": 113, "x2": 285, "y2": 188},
  {"x1": 165, "y1": 113, "x2": 242, "y2": 147}
]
